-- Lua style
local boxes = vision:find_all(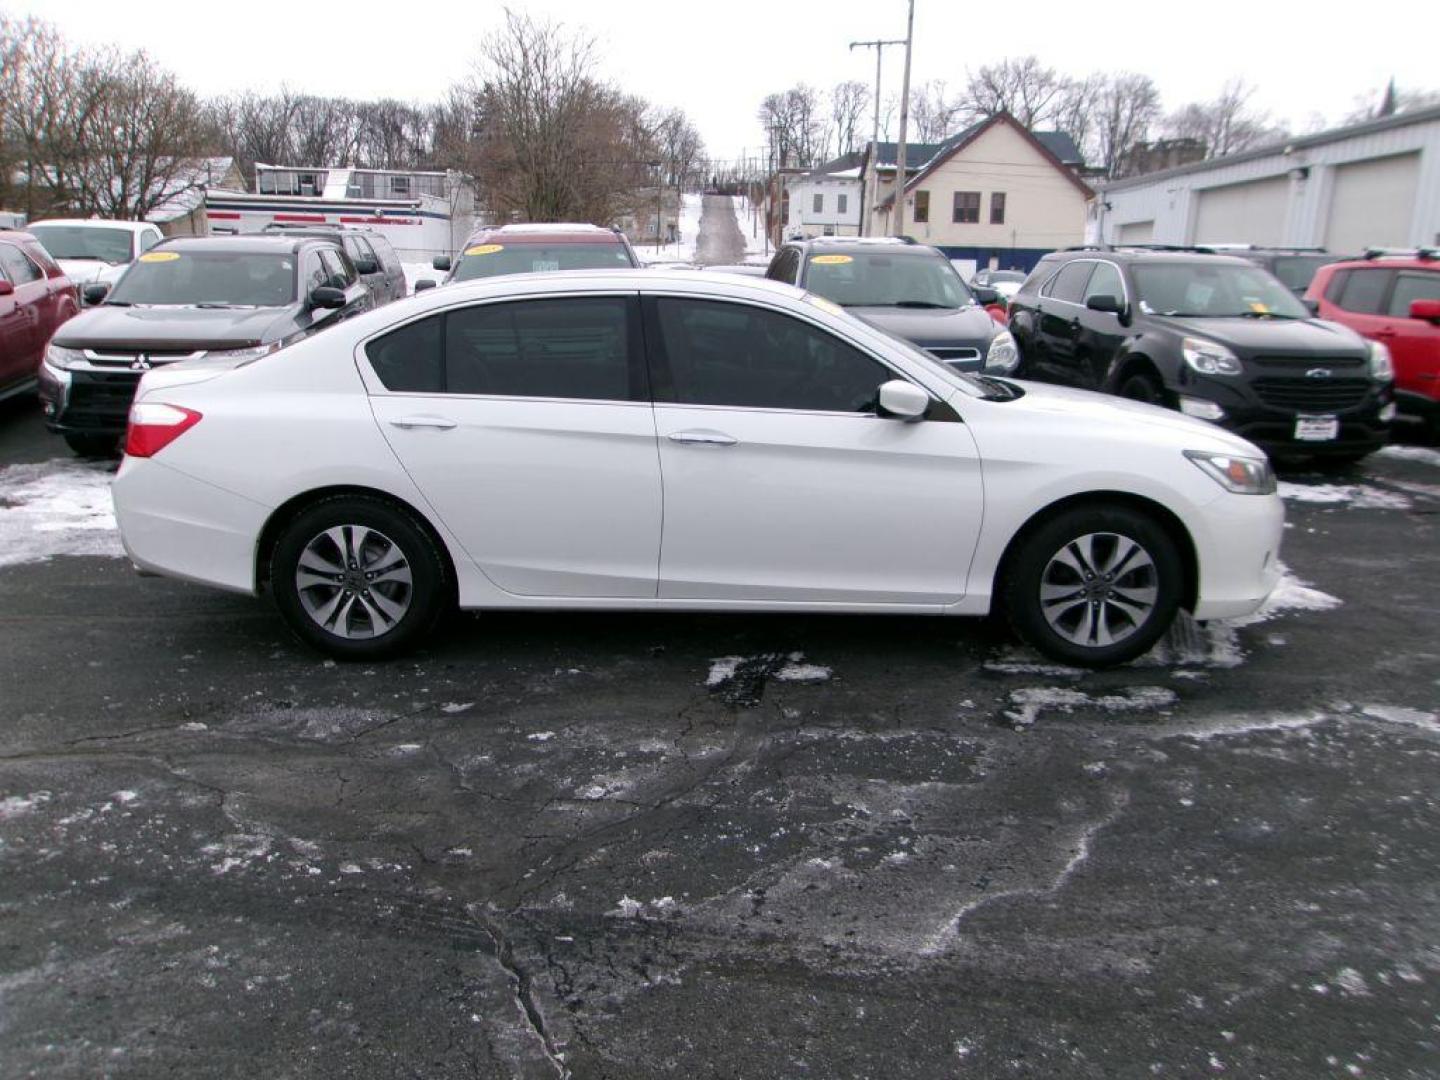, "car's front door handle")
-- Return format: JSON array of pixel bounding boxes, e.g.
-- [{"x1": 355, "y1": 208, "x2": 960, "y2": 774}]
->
[
  {"x1": 668, "y1": 430, "x2": 737, "y2": 446},
  {"x1": 389, "y1": 416, "x2": 457, "y2": 430},
  {"x1": 1373, "y1": 328, "x2": 1397, "y2": 338}
]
